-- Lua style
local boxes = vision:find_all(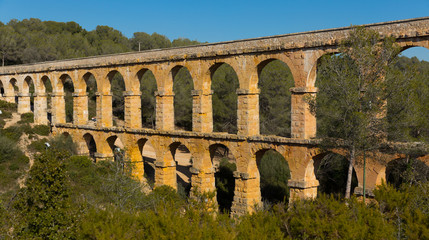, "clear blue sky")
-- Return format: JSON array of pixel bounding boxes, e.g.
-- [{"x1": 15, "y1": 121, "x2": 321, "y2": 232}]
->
[{"x1": 0, "y1": 0, "x2": 428, "y2": 60}]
